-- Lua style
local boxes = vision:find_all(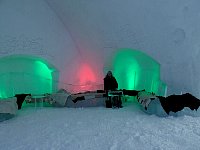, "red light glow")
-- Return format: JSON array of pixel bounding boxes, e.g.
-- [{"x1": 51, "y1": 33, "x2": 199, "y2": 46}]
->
[
  {"x1": 72, "y1": 63, "x2": 97, "y2": 92},
  {"x1": 79, "y1": 63, "x2": 96, "y2": 84}
]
